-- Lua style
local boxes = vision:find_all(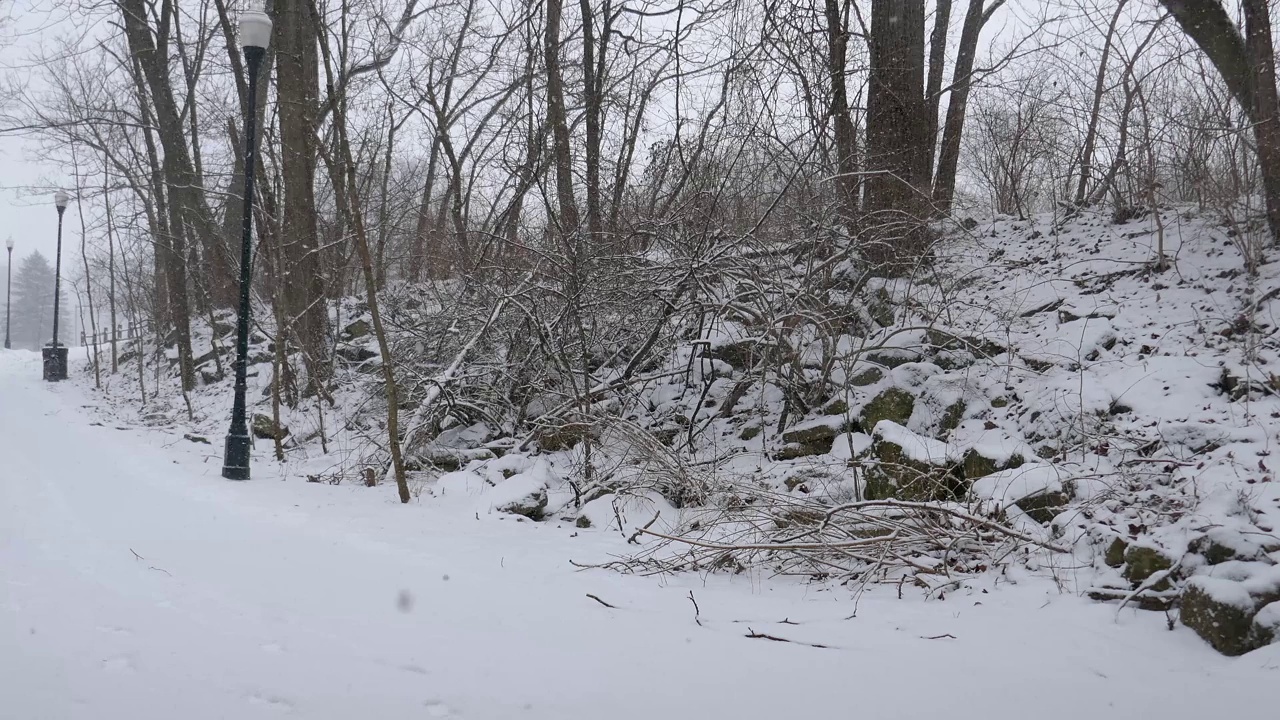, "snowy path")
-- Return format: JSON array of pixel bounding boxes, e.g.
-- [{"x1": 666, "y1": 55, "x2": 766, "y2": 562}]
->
[{"x1": 1, "y1": 350, "x2": 1275, "y2": 720}]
